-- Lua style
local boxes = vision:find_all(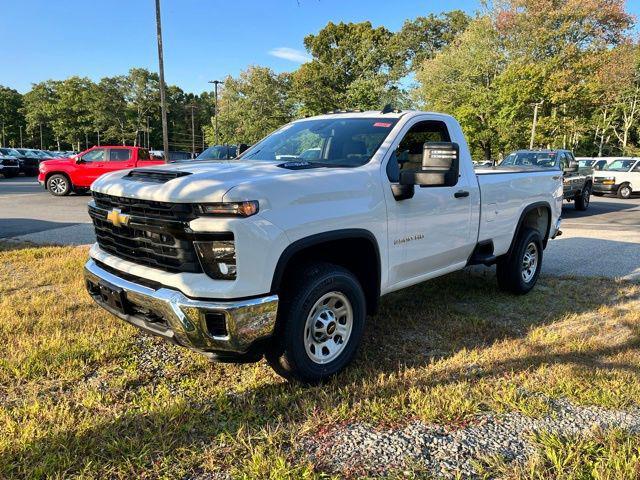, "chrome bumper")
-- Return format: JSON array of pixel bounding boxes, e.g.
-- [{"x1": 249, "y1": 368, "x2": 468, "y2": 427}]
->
[{"x1": 84, "y1": 259, "x2": 278, "y2": 356}]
